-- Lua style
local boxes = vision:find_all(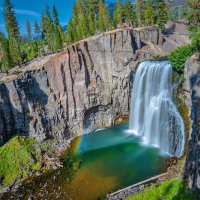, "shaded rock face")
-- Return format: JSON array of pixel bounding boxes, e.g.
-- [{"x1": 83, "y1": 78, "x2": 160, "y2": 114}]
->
[
  {"x1": 0, "y1": 28, "x2": 162, "y2": 144},
  {"x1": 184, "y1": 53, "x2": 200, "y2": 196}
]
